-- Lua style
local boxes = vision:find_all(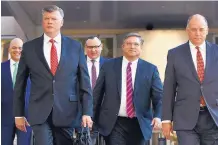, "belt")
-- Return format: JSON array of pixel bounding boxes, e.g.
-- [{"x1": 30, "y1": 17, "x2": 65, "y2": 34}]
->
[{"x1": 199, "y1": 106, "x2": 207, "y2": 111}]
